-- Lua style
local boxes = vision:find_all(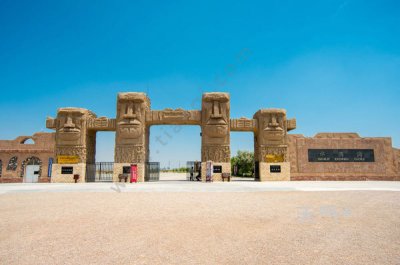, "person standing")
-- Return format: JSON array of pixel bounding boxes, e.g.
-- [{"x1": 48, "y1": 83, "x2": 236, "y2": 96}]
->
[{"x1": 190, "y1": 166, "x2": 194, "y2": 181}]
